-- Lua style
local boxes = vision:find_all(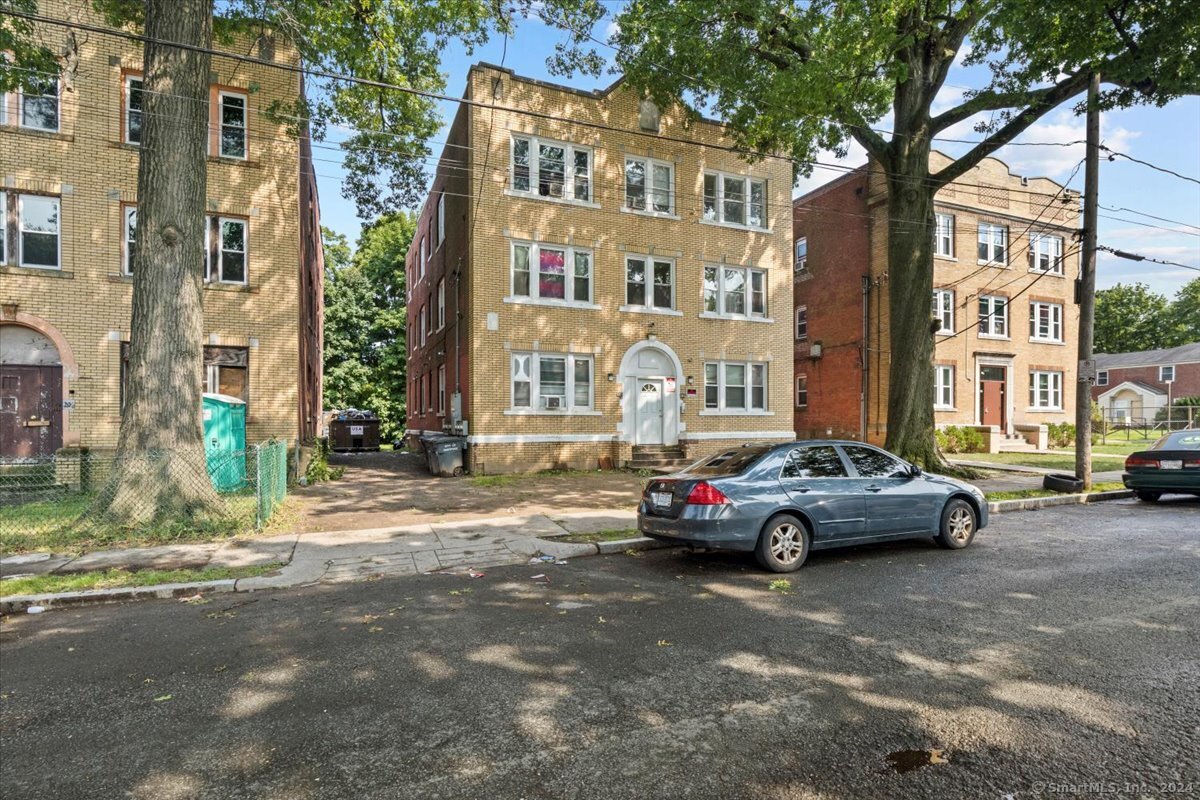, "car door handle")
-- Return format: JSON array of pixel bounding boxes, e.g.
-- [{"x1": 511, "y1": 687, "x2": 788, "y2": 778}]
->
[
  {"x1": 865, "y1": 485, "x2": 882, "y2": 493},
  {"x1": 791, "y1": 486, "x2": 810, "y2": 493}
]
